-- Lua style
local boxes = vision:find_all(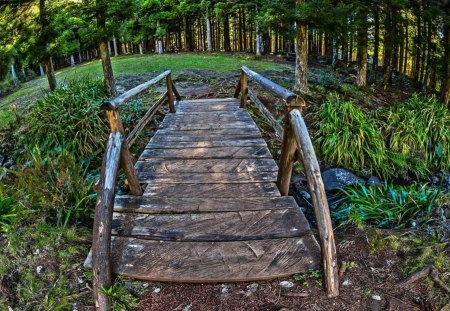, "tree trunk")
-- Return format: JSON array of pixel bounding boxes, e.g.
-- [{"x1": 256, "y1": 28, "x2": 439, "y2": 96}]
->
[
  {"x1": 139, "y1": 43, "x2": 143, "y2": 55},
  {"x1": 70, "y1": 54, "x2": 75, "y2": 66},
  {"x1": 414, "y1": 12, "x2": 421, "y2": 82},
  {"x1": 44, "y1": 57, "x2": 57, "y2": 91},
  {"x1": 372, "y1": 5, "x2": 380, "y2": 71},
  {"x1": 39, "y1": 65, "x2": 45, "y2": 76},
  {"x1": 441, "y1": 22, "x2": 450, "y2": 106},
  {"x1": 357, "y1": 6, "x2": 368, "y2": 87},
  {"x1": 383, "y1": 3, "x2": 394, "y2": 89},
  {"x1": 107, "y1": 41, "x2": 111, "y2": 54},
  {"x1": 97, "y1": 4, "x2": 117, "y2": 98},
  {"x1": 113, "y1": 35, "x2": 118, "y2": 56},
  {"x1": 11, "y1": 63, "x2": 18, "y2": 86},
  {"x1": 294, "y1": 8, "x2": 309, "y2": 94},
  {"x1": 206, "y1": 8, "x2": 212, "y2": 52},
  {"x1": 223, "y1": 13, "x2": 231, "y2": 52},
  {"x1": 256, "y1": 22, "x2": 262, "y2": 57},
  {"x1": 404, "y1": 18, "x2": 409, "y2": 74}
]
